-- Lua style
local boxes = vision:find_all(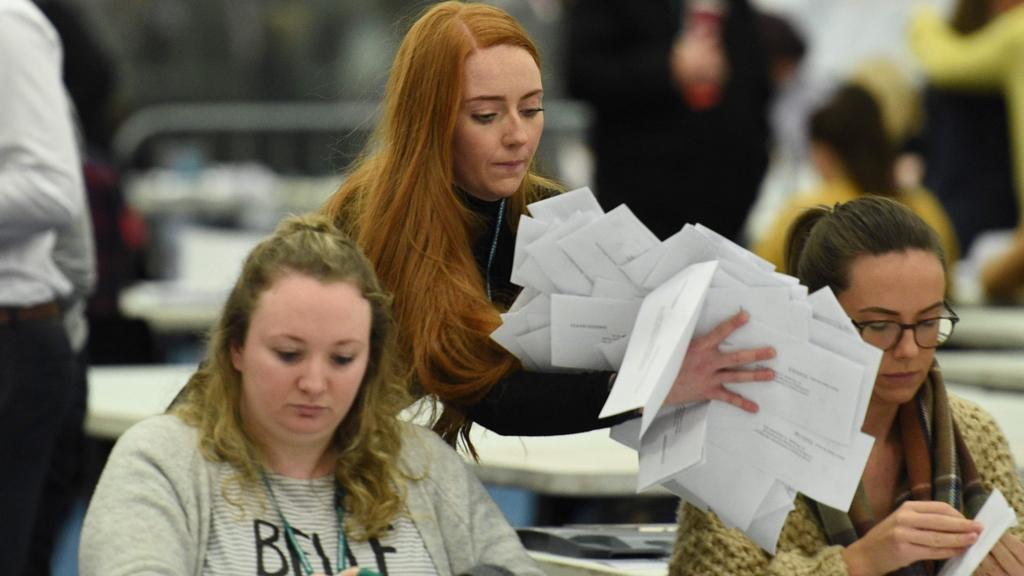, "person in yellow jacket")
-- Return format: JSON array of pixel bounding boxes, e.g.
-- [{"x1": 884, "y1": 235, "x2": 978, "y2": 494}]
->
[
  {"x1": 912, "y1": 0, "x2": 1024, "y2": 300},
  {"x1": 753, "y1": 83, "x2": 958, "y2": 271}
]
